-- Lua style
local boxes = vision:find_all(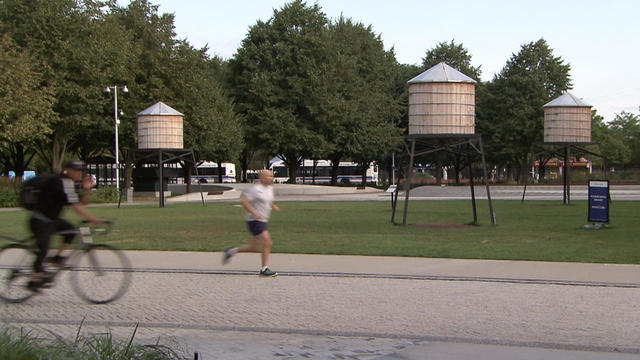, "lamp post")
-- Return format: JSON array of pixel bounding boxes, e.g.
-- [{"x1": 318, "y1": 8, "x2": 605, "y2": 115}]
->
[{"x1": 105, "y1": 85, "x2": 128, "y2": 191}]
